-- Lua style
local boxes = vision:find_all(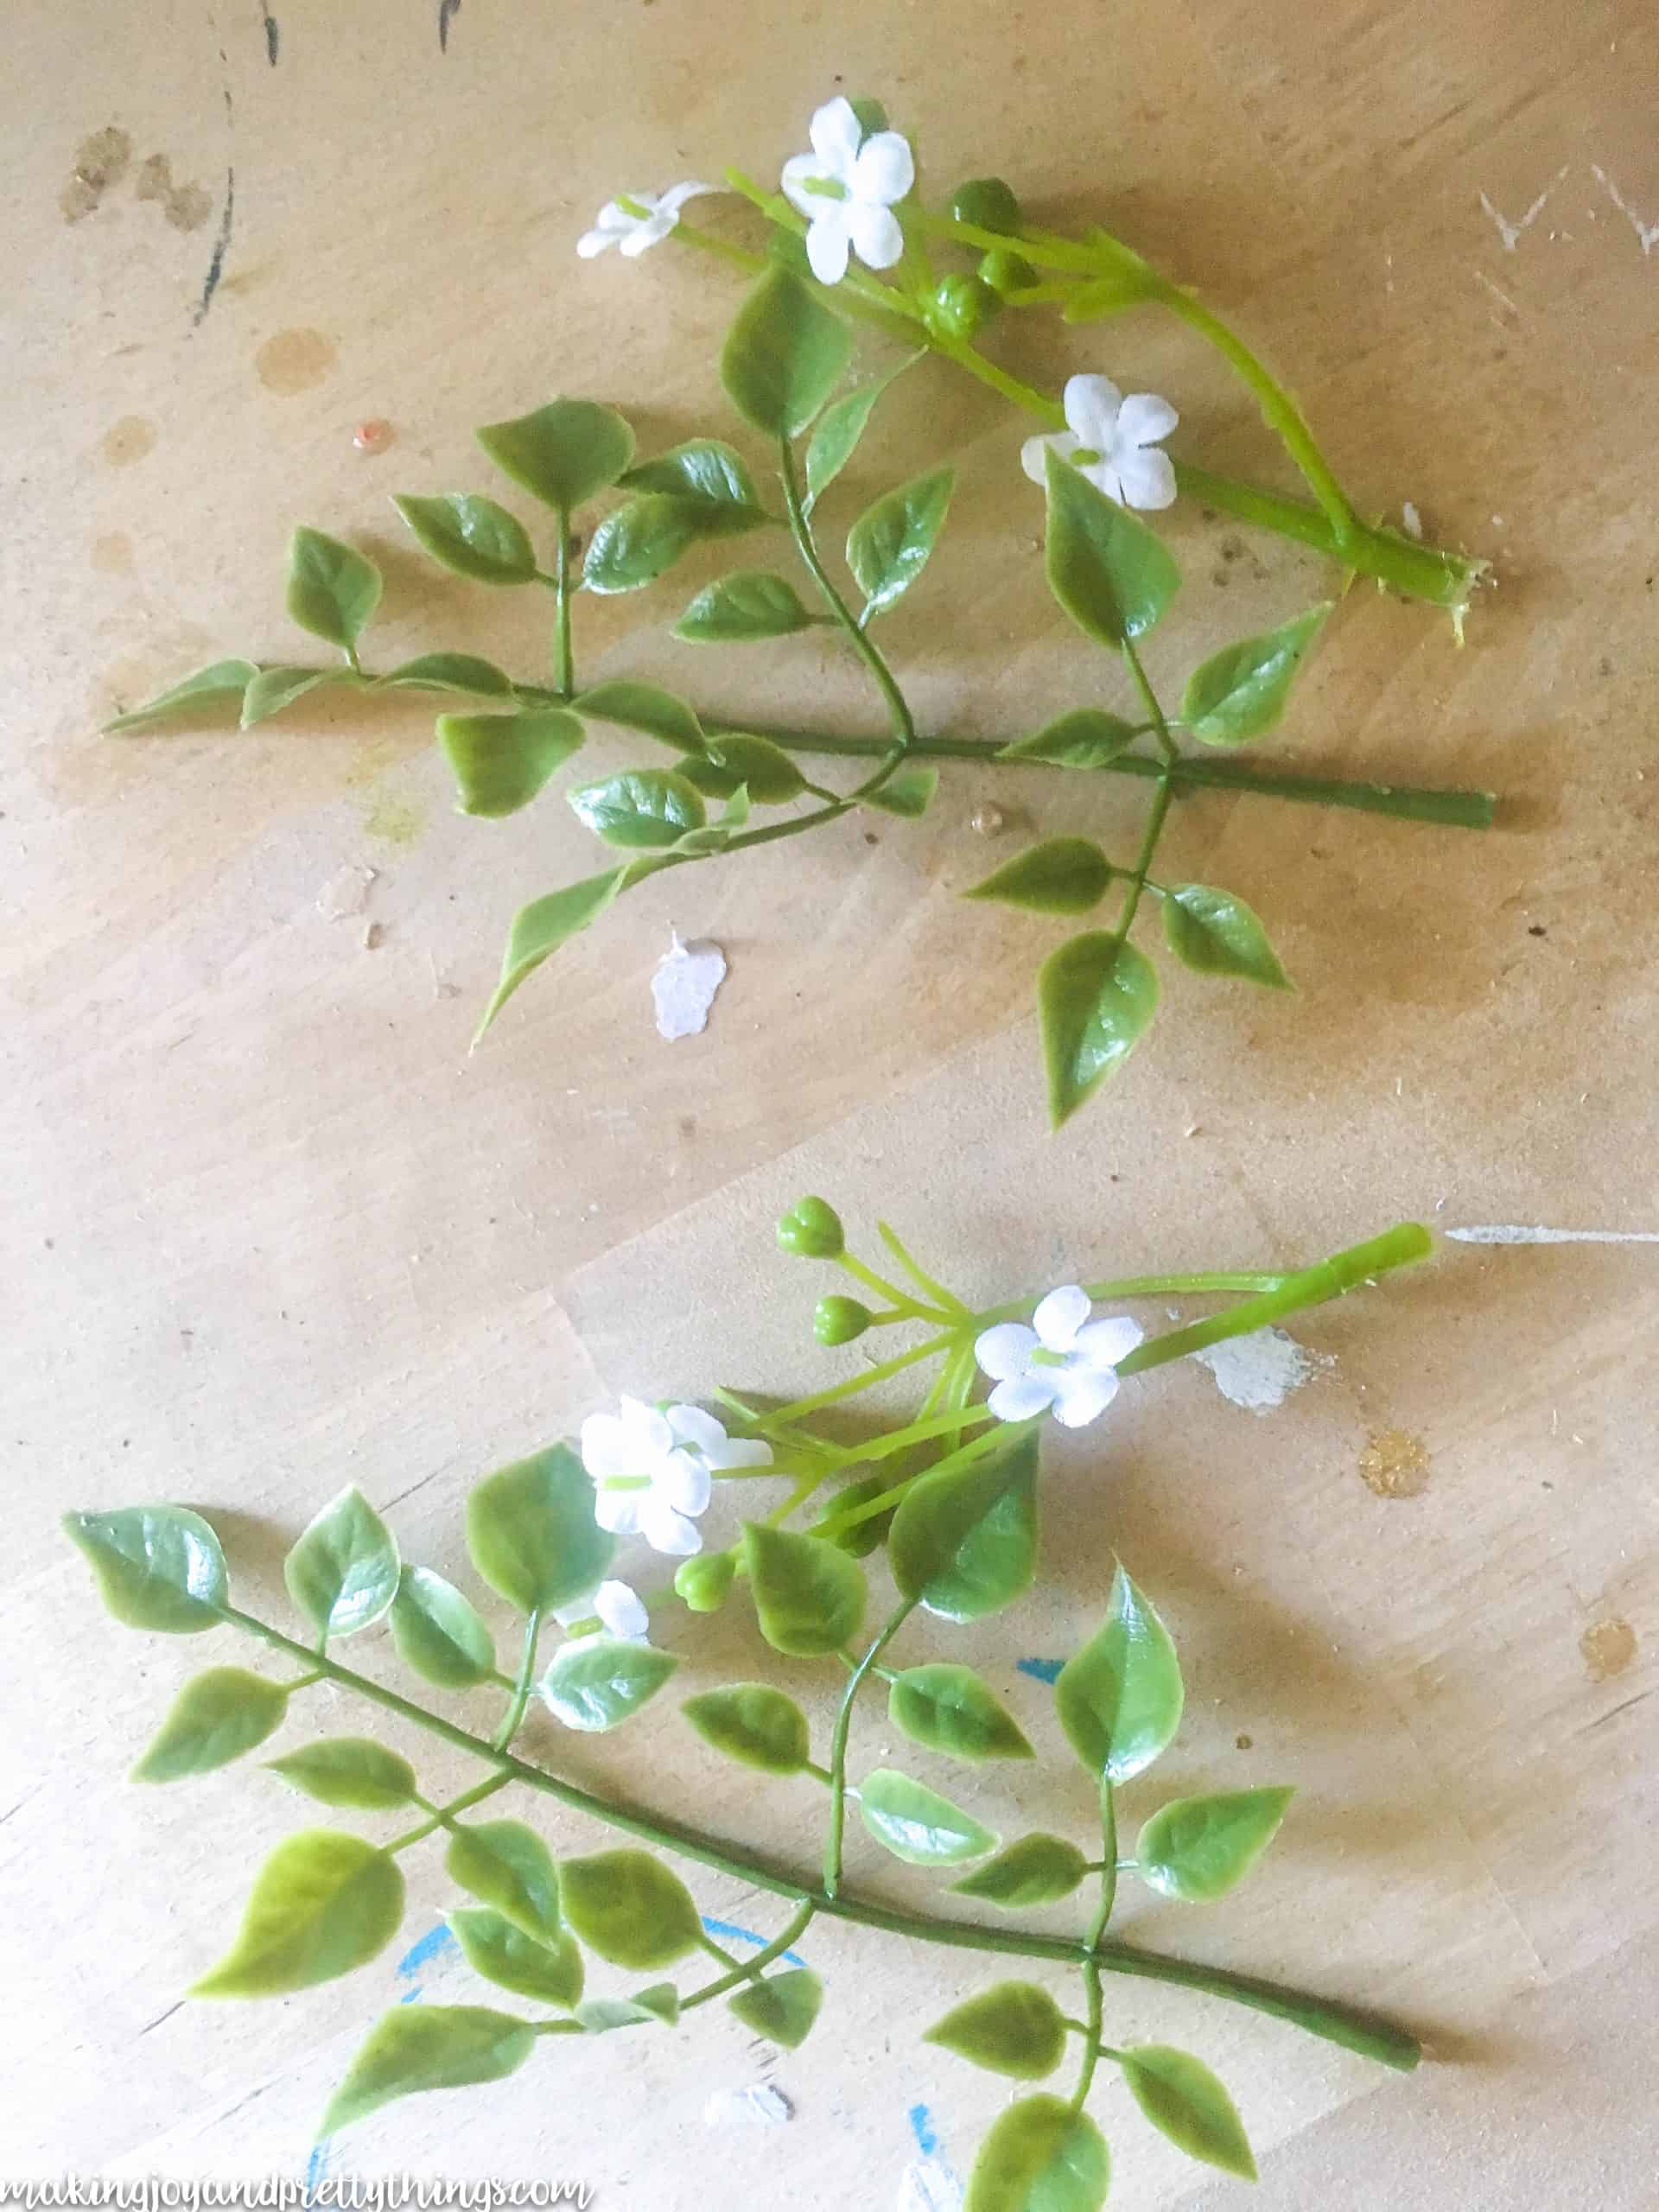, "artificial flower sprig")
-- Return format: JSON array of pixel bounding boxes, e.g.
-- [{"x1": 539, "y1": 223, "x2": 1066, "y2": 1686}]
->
[{"x1": 67, "y1": 1198, "x2": 1433, "y2": 2209}]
